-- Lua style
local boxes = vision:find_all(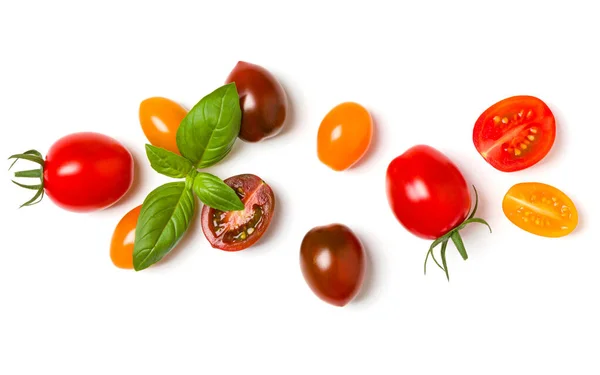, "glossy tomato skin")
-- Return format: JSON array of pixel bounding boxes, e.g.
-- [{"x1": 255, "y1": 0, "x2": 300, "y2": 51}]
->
[
  {"x1": 386, "y1": 145, "x2": 471, "y2": 239},
  {"x1": 43, "y1": 132, "x2": 134, "y2": 213},
  {"x1": 139, "y1": 97, "x2": 187, "y2": 155},
  {"x1": 502, "y1": 182, "x2": 578, "y2": 238},
  {"x1": 317, "y1": 102, "x2": 373, "y2": 171},
  {"x1": 300, "y1": 224, "x2": 365, "y2": 307},
  {"x1": 225, "y1": 61, "x2": 288, "y2": 142},
  {"x1": 110, "y1": 205, "x2": 142, "y2": 269},
  {"x1": 473, "y1": 95, "x2": 556, "y2": 172},
  {"x1": 201, "y1": 174, "x2": 275, "y2": 251}
]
